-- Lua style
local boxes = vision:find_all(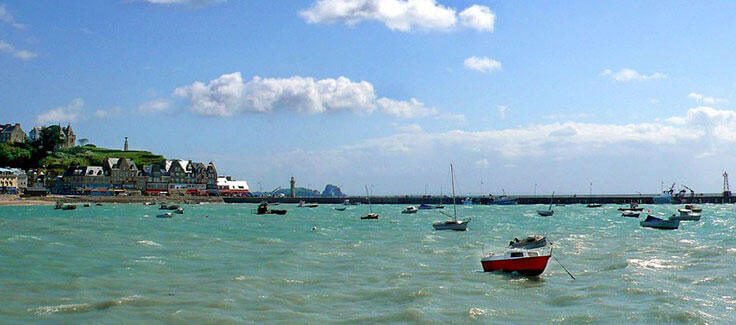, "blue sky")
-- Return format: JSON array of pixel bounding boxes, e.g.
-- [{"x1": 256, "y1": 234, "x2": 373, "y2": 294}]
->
[{"x1": 2, "y1": 0, "x2": 736, "y2": 195}]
